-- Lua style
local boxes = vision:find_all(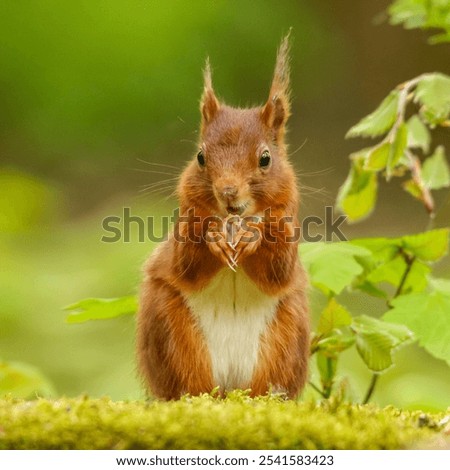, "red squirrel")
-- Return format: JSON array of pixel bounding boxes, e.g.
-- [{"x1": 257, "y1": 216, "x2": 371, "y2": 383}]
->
[{"x1": 137, "y1": 34, "x2": 309, "y2": 400}]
